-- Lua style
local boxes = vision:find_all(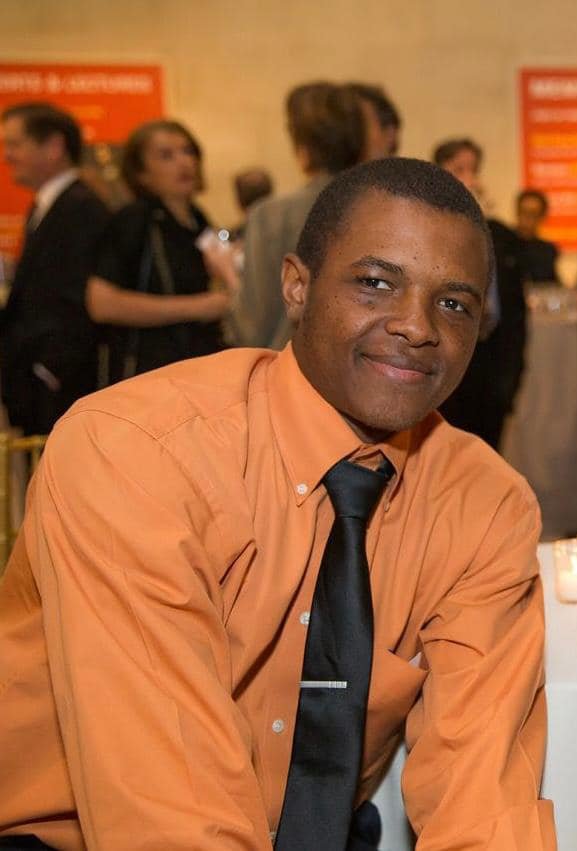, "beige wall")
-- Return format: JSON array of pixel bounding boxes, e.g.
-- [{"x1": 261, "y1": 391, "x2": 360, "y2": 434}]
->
[{"x1": 3, "y1": 0, "x2": 577, "y2": 275}]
